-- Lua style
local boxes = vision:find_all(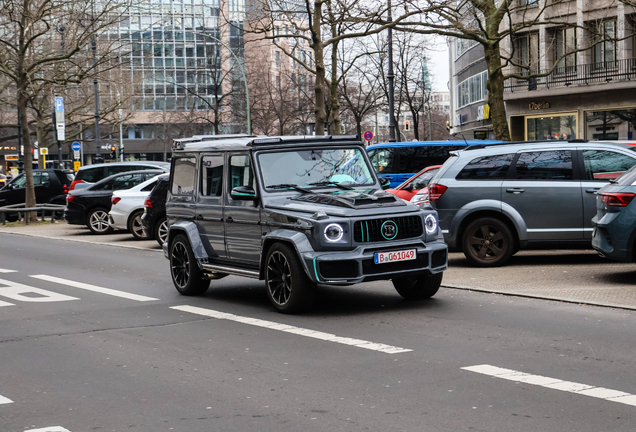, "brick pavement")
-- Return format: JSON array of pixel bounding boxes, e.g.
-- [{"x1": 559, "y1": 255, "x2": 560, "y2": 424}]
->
[{"x1": 2, "y1": 222, "x2": 635, "y2": 310}]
